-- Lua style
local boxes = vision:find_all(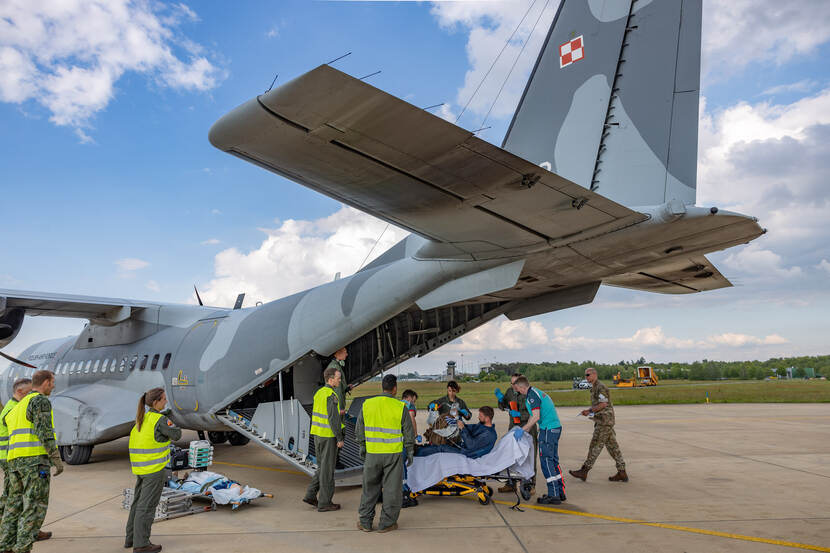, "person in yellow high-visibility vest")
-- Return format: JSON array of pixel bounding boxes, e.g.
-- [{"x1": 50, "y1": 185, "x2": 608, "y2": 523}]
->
[
  {"x1": 356, "y1": 374, "x2": 415, "y2": 533},
  {"x1": 0, "y1": 370, "x2": 61, "y2": 553},
  {"x1": 0, "y1": 377, "x2": 32, "y2": 523},
  {"x1": 302, "y1": 365, "x2": 344, "y2": 512},
  {"x1": 125, "y1": 387, "x2": 181, "y2": 553}
]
